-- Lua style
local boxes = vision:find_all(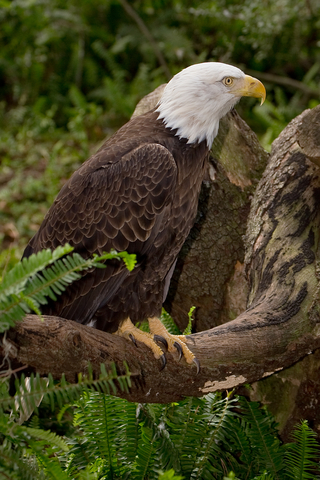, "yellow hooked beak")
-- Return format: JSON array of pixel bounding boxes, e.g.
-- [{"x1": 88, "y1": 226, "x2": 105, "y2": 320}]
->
[{"x1": 232, "y1": 75, "x2": 266, "y2": 105}]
